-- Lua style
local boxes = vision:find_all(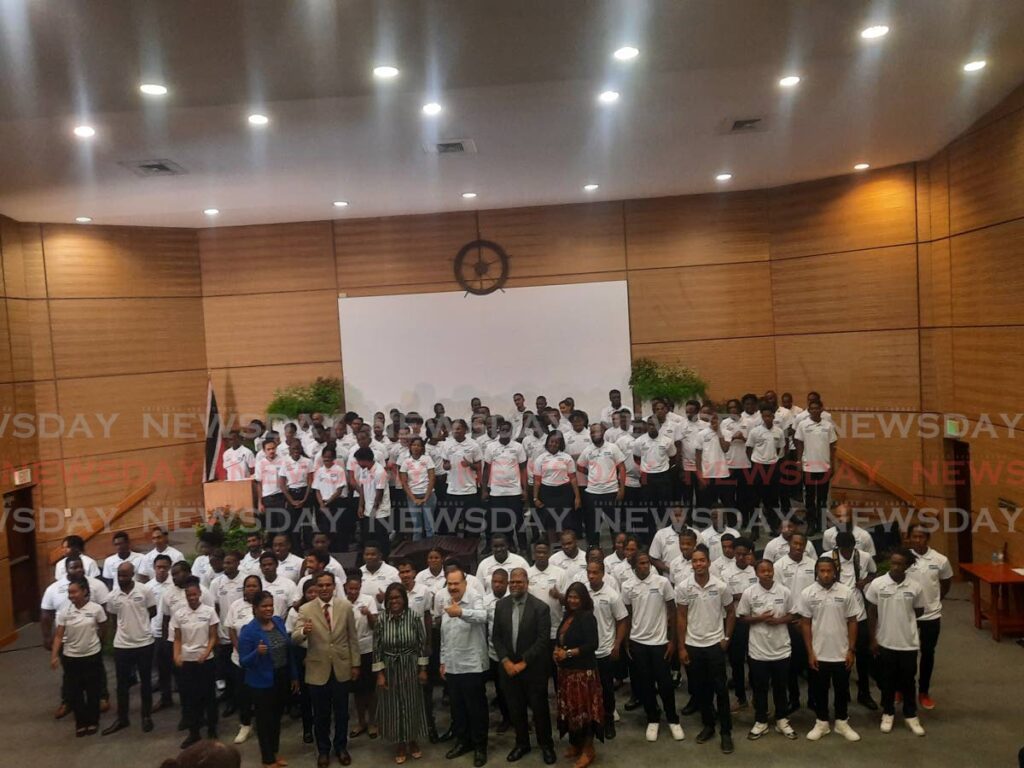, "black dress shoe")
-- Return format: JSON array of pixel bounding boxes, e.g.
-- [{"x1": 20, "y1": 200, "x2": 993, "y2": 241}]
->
[
  {"x1": 695, "y1": 726, "x2": 715, "y2": 744},
  {"x1": 101, "y1": 720, "x2": 129, "y2": 736},
  {"x1": 141, "y1": 718, "x2": 154, "y2": 733},
  {"x1": 623, "y1": 698, "x2": 641, "y2": 711},
  {"x1": 303, "y1": 729, "x2": 314, "y2": 744},
  {"x1": 337, "y1": 750, "x2": 352, "y2": 766},
  {"x1": 858, "y1": 694, "x2": 879, "y2": 711},
  {"x1": 541, "y1": 747, "x2": 556, "y2": 765},
  {"x1": 720, "y1": 733, "x2": 734, "y2": 754},
  {"x1": 605, "y1": 722, "x2": 616, "y2": 740},
  {"x1": 506, "y1": 746, "x2": 531, "y2": 762},
  {"x1": 438, "y1": 728, "x2": 455, "y2": 743},
  {"x1": 680, "y1": 698, "x2": 699, "y2": 716},
  {"x1": 180, "y1": 733, "x2": 201, "y2": 750},
  {"x1": 446, "y1": 743, "x2": 473, "y2": 760},
  {"x1": 474, "y1": 749, "x2": 487, "y2": 767},
  {"x1": 317, "y1": 755, "x2": 329, "y2": 768}
]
